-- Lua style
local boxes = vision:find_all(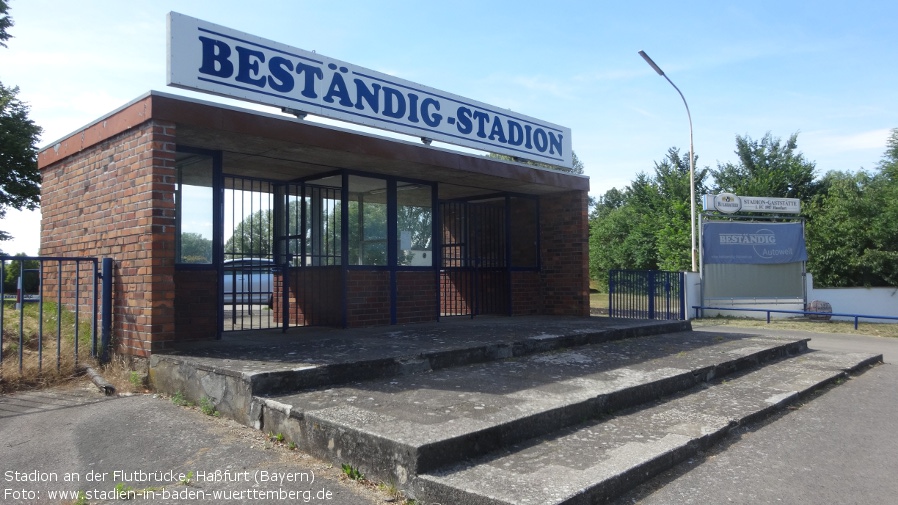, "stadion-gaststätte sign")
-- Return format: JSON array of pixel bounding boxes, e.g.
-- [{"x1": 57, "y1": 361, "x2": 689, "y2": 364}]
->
[{"x1": 167, "y1": 12, "x2": 573, "y2": 168}]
